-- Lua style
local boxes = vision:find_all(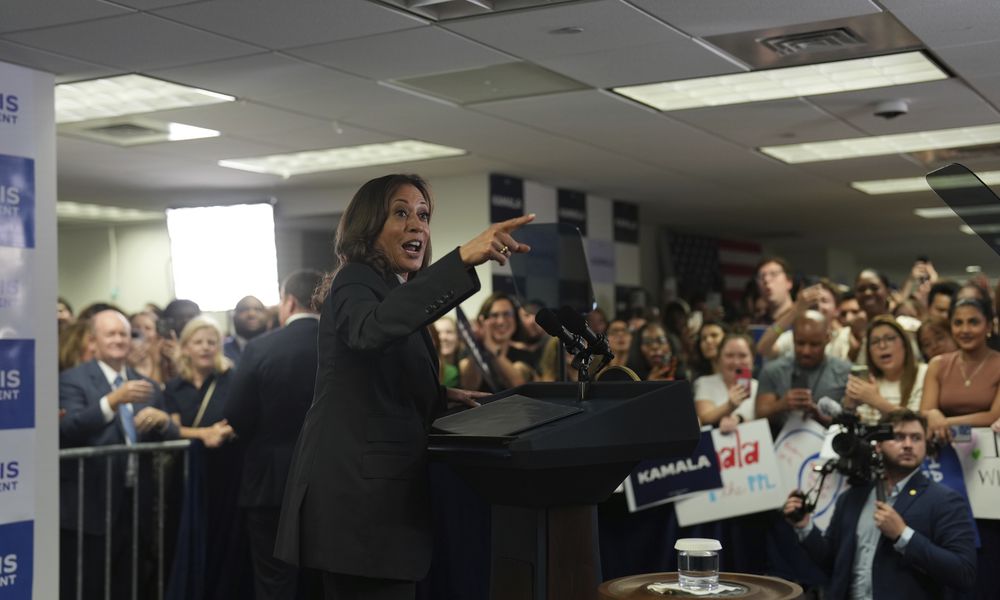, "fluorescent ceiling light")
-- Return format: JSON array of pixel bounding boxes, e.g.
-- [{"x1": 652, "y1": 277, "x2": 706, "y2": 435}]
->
[
  {"x1": 57, "y1": 201, "x2": 164, "y2": 223},
  {"x1": 960, "y1": 224, "x2": 1000, "y2": 234},
  {"x1": 914, "y1": 205, "x2": 1000, "y2": 219},
  {"x1": 218, "y1": 140, "x2": 466, "y2": 177},
  {"x1": 854, "y1": 170, "x2": 1000, "y2": 195},
  {"x1": 56, "y1": 74, "x2": 234, "y2": 124},
  {"x1": 762, "y1": 123, "x2": 1000, "y2": 164},
  {"x1": 612, "y1": 51, "x2": 946, "y2": 112}
]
